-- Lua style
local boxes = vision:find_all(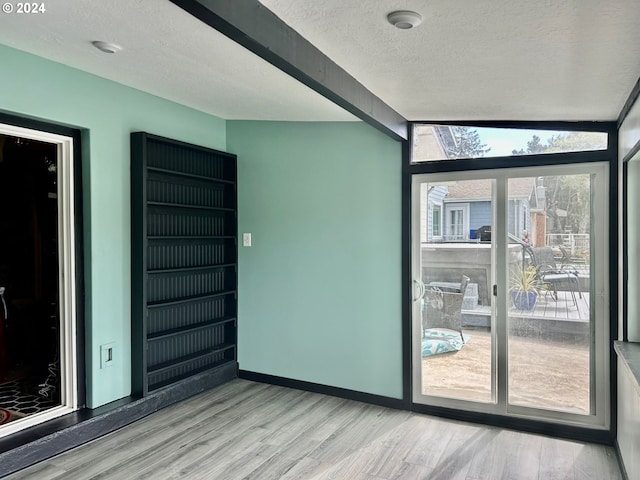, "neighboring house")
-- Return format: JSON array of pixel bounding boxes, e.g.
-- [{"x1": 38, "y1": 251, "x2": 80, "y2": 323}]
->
[
  {"x1": 417, "y1": 126, "x2": 451, "y2": 243},
  {"x1": 424, "y1": 178, "x2": 539, "y2": 242}
]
